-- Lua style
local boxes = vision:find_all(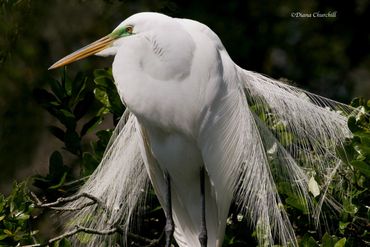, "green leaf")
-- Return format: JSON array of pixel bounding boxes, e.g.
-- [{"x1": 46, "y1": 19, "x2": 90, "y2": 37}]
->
[
  {"x1": 73, "y1": 92, "x2": 95, "y2": 120},
  {"x1": 33, "y1": 178, "x2": 53, "y2": 191},
  {"x1": 0, "y1": 196, "x2": 4, "y2": 211},
  {"x1": 348, "y1": 116, "x2": 359, "y2": 133},
  {"x1": 278, "y1": 182, "x2": 294, "y2": 197},
  {"x1": 350, "y1": 98, "x2": 360, "y2": 108},
  {"x1": 96, "y1": 130, "x2": 112, "y2": 145},
  {"x1": 49, "y1": 172, "x2": 67, "y2": 189},
  {"x1": 94, "y1": 77, "x2": 111, "y2": 89},
  {"x1": 360, "y1": 135, "x2": 370, "y2": 146},
  {"x1": 63, "y1": 74, "x2": 73, "y2": 96},
  {"x1": 93, "y1": 68, "x2": 124, "y2": 116},
  {"x1": 343, "y1": 199, "x2": 358, "y2": 215},
  {"x1": 53, "y1": 238, "x2": 73, "y2": 247},
  {"x1": 94, "y1": 130, "x2": 113, "y2": 157},
  {"x1": 334, "y1": 238, "x2": 346, "y2": 247},
  {"x1": 15, "y1": 212, "x2": 30, "y2": 221},
  {"x1": 60, "y1": 109, "x2": 75, "y2": 119},
  {"x1": 80, "y1": 116, "x2": 101, "y2": 137},
  {"x1": 0, "y1": 234, "x2": 8, "y2": 240},
  {"x1": 82, "y1": 153, "x2": 99, "y2": 176},
  {"x1": 351, "y1": 160, "x2": 370, "y2": 178},
  {"x1": 150, "y1": 205, "x2": 163, "y2": 213},
  {"x1": 286, "y1": 196, "x2": 308, "y2": 214},
  {"x1": 71, "y1": 72, "x2": 86, "y2": 98},
  {"x1": 3, "y1": 221, "x2": 12, "y2": 231},
  {"x1": 56, "y1": 109, "x2": 76, "y2": 129},
  {"x1": 94, "y1": 88, "x2": 110, "y2": 110},
  {"x1": 94, "y1": 68, "x2": 112, "y2": 78},
  {"x1": 3, "y1": 229, "x2": 12, "y2": 236},
  {"x1": 107, "y1": 90, "x2": 124, "y2": 116},
  {"x1": 8, "y1": 182, "x2": 31, "y2": 214},
  {"x1": 336, "y1": 143, "x2": 356, "y2": 163},
  {"x1": 339, "y1": 221, "x2": 349, "y2": 234},
  {"x1": 33, "y1": 88, "x2": 59, "y2": 105},
  {"x1": 49, "y1": 78, "x2": 66, "y2": 100},
  {"x1": 321, "y1": 233, "x2": 335, "y2": 247},
  {"x1": 299, "y1": 234, "x2": 318, "y2": 247}
]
